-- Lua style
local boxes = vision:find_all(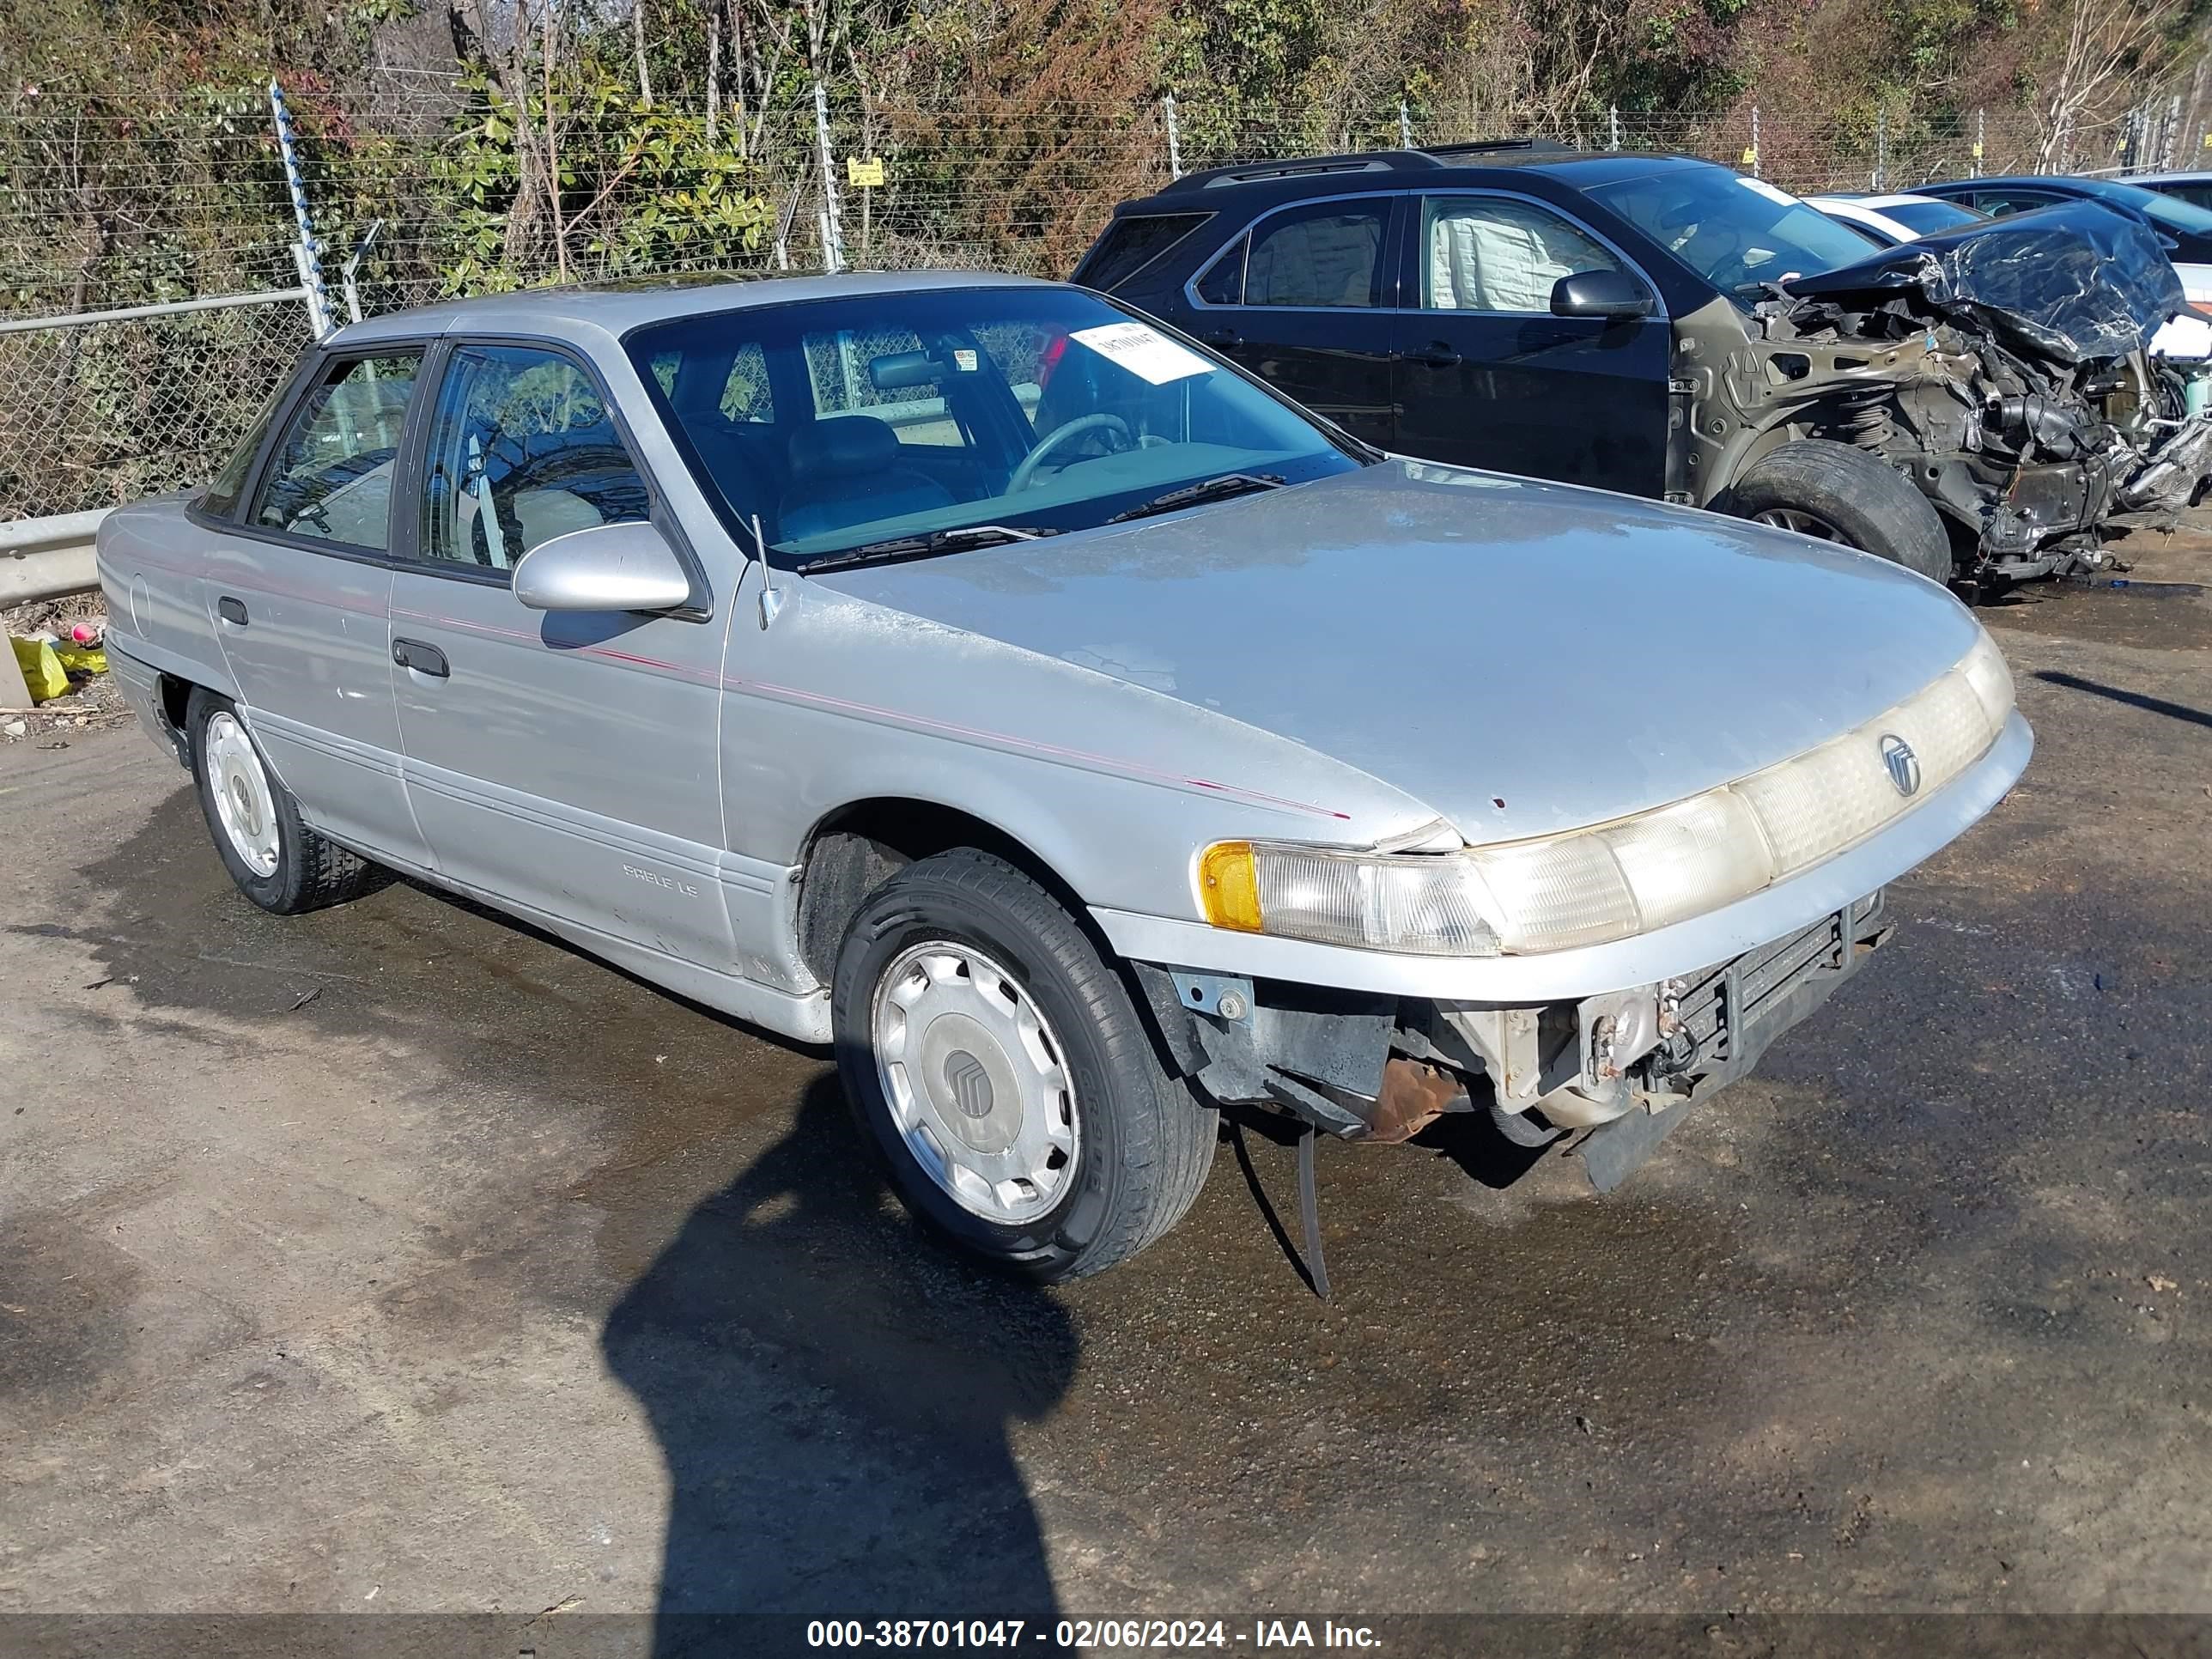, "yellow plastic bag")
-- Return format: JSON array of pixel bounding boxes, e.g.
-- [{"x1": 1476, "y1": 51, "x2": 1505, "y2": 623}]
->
[
  {"x1": 53, "y1": 646, "x2": 106, "y2": 676},
  {"x1": 9, "y1": 637, "x2": 68, "y2": 703}
]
